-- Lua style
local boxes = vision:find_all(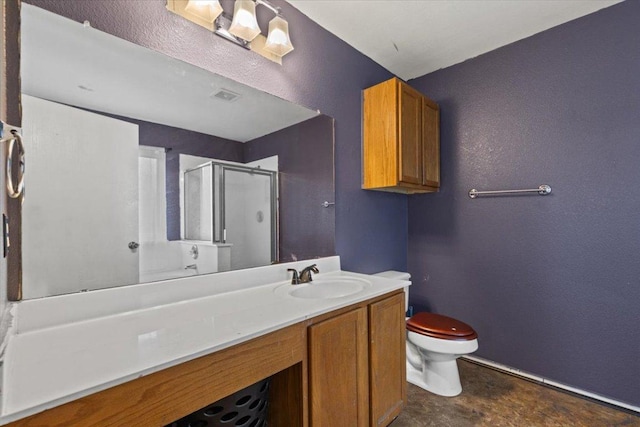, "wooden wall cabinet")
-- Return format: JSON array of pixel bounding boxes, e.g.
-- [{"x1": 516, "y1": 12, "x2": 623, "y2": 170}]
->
[
  {"x1": 363, "y1": 77, "x2": 440, "y2": 194},
  {"x1": 308, "y1": 292, "x2": 406, "y2": 427}
]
